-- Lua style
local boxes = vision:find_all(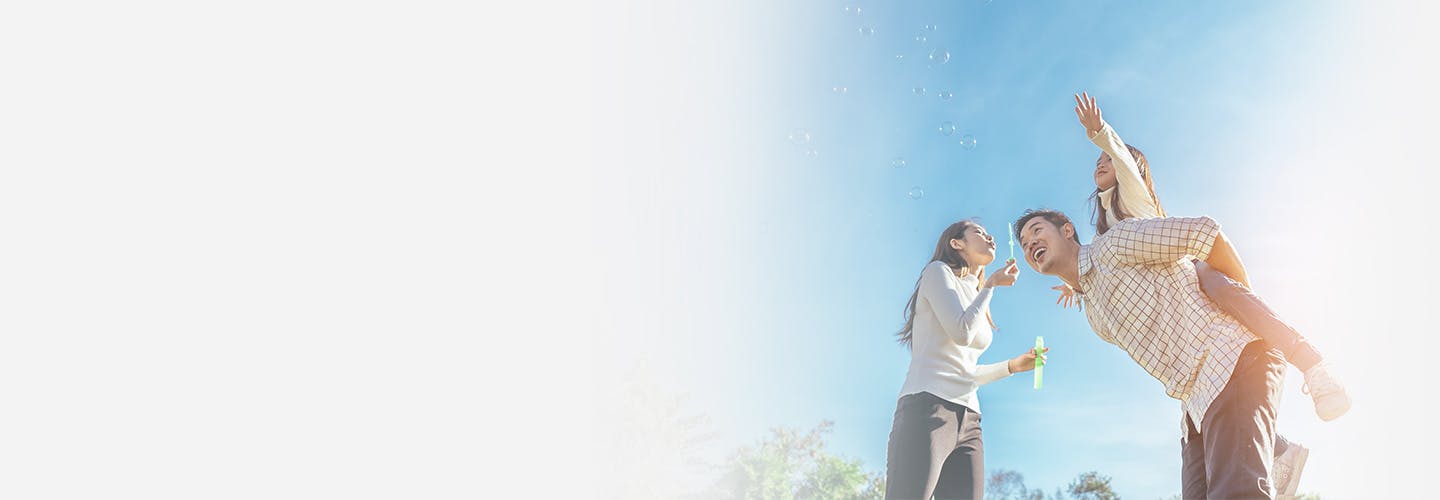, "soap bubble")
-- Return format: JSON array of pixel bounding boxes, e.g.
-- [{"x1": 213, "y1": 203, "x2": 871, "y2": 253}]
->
[
  {"x1": 938, "y1": 89, "x2": 953, "y2": 101},
  {"x1": 895, "y1": 54, "x2": 905, "y2": 63},
  {"x1": 914, "y1": 34, "x2": 928, "y2": 44},
  {"x1": 923, "y1": 24, "x2": 937, "y2": 31},
  {"x1": 938, "y1": 121, "x2": 955, "y2": 136},
  {"x1": 833, "y1": 86, "x2": 848, "y2": 94},
  {"x1": 803, "y1": 147, "x2": 820, "y2": 157},
  {"x1": 908, "y1": 186, "x2": 925, "y2": 200},
  {"x1": 843, "y1": 5, "x2": 861, "y2": 15},
  {"x1": 929, "y1": 48, "x2": 950, "y2": 65},
  {"x1": 959, "y1": 134, "x2": 977, "y2": 150},
  {"x1": 913, "y1": 87, "x2": 926, "y2": 97},
  {"x1": 892, "y1": 157, "x2": 906, "y2": 169},
  {"x1": 859, "y1": 26, "x2": 875, "y2": 36},
  {"x1": 788, "y1": 128, "x2": 811, "y2": 145}
]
